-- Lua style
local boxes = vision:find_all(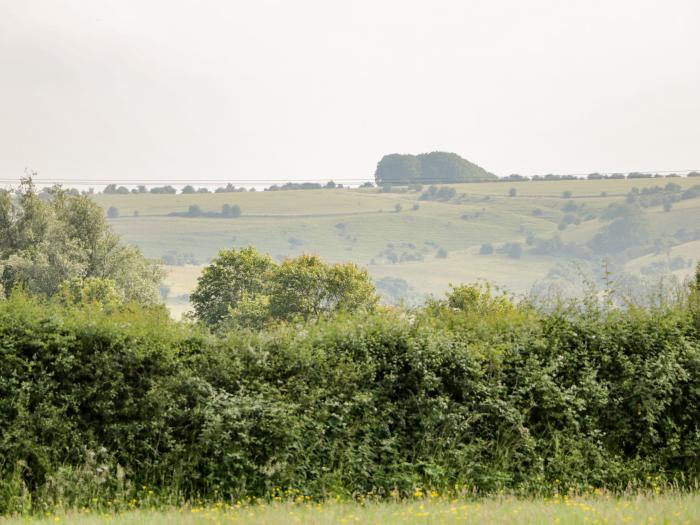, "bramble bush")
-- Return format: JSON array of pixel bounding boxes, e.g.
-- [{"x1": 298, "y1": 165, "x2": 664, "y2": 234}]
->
[{"x1": 1, "y1": 275, "x2": 700, "y2": 513}]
